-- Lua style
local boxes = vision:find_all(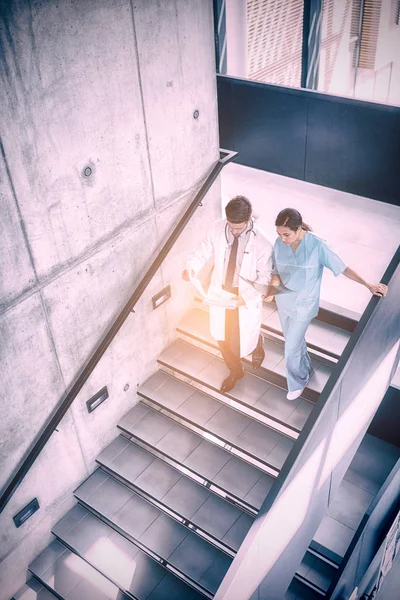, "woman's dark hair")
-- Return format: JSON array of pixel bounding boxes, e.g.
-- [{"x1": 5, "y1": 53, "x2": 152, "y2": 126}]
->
[
  {"x1": 275, "y1": 208, "x2": 312, "y2": 232},
  {"x1": 225, "y1": 195, "x2": 252, "y2": 223}
]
